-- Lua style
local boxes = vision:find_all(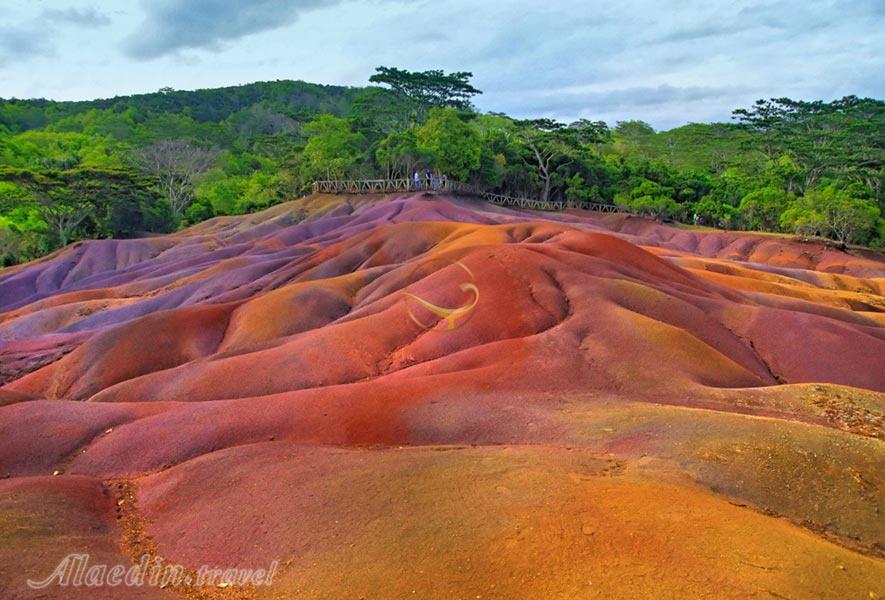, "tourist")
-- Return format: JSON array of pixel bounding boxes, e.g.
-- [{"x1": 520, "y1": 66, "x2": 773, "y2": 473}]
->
[
  {"x1": 413, "y1": 171, "x2": 421, "y2": 191},
  {"x1": 424, "y1": 169, "x2": 432, "y2": 190}
]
